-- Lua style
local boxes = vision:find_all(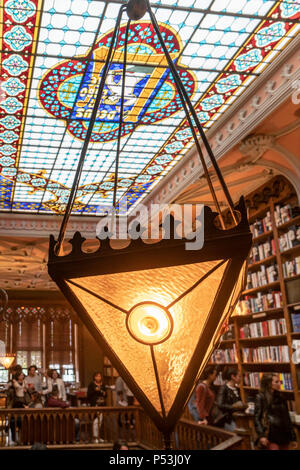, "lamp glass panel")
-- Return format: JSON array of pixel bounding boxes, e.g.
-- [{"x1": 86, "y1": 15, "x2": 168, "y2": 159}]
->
[
  {"x1": 197, "y1": 260, "x2": 247, "y2": 378},
  {"x1": 67, "y1": 260, "x2": 225, "y2": 311},
  {"x1": 154, "y1": 260, "x2": 229, "y2": 413},
  {"x1": 67, "y1": 259, "x2": 228, "y2": 415},
  {"x1": 67, "y1": 281, "x2": 163, "y2": 413}
]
